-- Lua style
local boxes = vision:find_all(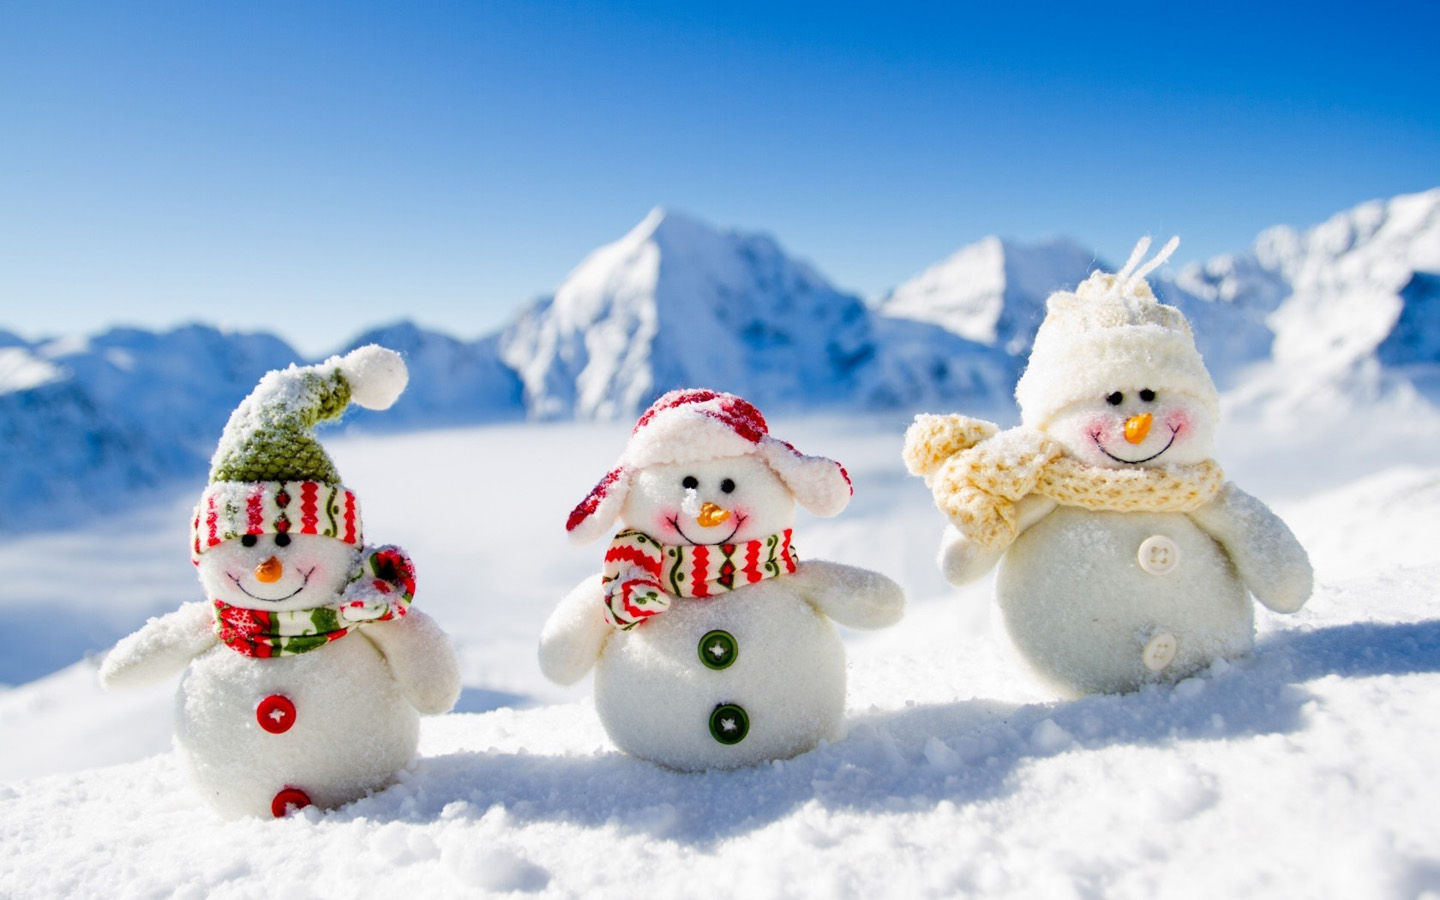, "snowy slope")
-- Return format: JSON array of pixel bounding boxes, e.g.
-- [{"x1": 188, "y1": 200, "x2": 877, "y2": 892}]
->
[{"x1": 2, "y1": 415, "x2": 1438, "y2": 899}]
